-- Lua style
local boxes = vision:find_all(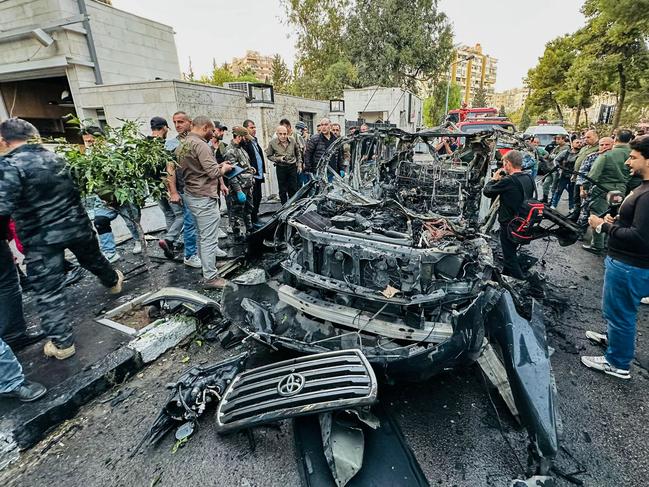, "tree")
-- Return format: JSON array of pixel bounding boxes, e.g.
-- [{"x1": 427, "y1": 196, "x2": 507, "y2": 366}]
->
[
  {"x1": 423, "y1": 81, "x2": 461, "y2": 127},
  {"x1": 56, "y1": 120, "x2": 170, "y2": 287},
  {"x1": 526, "y1": 35, "x2": 576, "y2": 121},
  {"x1": 345, "y1": 0, "x2": 453, "y2": 93},
  {"x1": 472, "y1": 86, "x2": 488, "y2": 107},
  {"x1": 270, "y1": 54, "x2": 292, "y2": 93},
  {"x1": 577, "y1": 0, "x2": 649, "y2": 128},
  {"x1": 198, "y1": 63, "x2": 261, "y2": 87},
  {"x1": 280, "y1": 0, "x2": 350, "y2": 98}
]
